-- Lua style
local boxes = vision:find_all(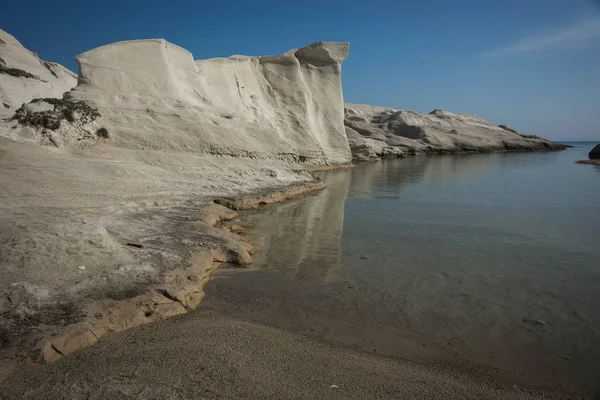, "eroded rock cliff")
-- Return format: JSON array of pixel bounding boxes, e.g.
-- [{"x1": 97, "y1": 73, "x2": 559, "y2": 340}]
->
[
  {"x1": 0, "y1": 34, "x2": 352, "y2": 372},
  {"x1": 62, "y1": 39, "x2": 351, "y2": 166}
]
